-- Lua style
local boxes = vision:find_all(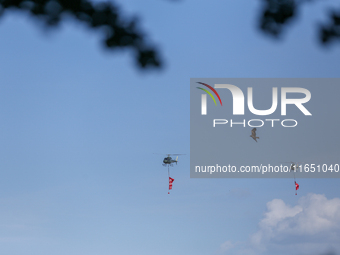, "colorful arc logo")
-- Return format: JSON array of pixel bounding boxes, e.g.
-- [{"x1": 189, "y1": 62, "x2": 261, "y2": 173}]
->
[{"x1": 196, "y1": 82, "x2": 223, "y2": 106}]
